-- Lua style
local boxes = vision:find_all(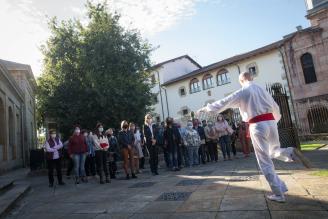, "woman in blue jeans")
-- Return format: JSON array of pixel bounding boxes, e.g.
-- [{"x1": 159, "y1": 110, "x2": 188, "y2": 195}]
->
[
  {"x1": 215, "y1": 114, "x2": 233, "y2": 161},
  {"x1": 68, "y1": 126, "x2": 88, "y2": 184}
]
